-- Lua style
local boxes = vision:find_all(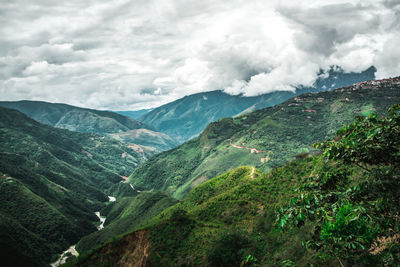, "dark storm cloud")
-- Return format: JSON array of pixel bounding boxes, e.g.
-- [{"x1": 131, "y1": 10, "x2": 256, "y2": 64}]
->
[
  {"x1": 278, "y1": 3, "x2": 381, "y2": 55},
  {"x1": 0, "y1": 0, "x2": 399, "y2": 110}
]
